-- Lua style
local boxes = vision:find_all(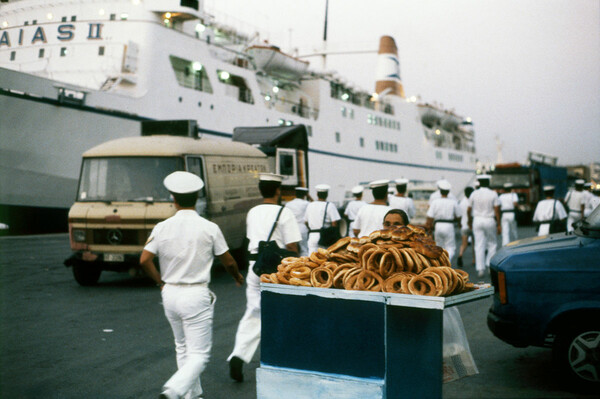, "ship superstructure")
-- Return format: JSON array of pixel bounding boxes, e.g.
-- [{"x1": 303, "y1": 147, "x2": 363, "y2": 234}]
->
[{"x1": 0, "y1": 0, "x2": 476, "y2": 233}]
